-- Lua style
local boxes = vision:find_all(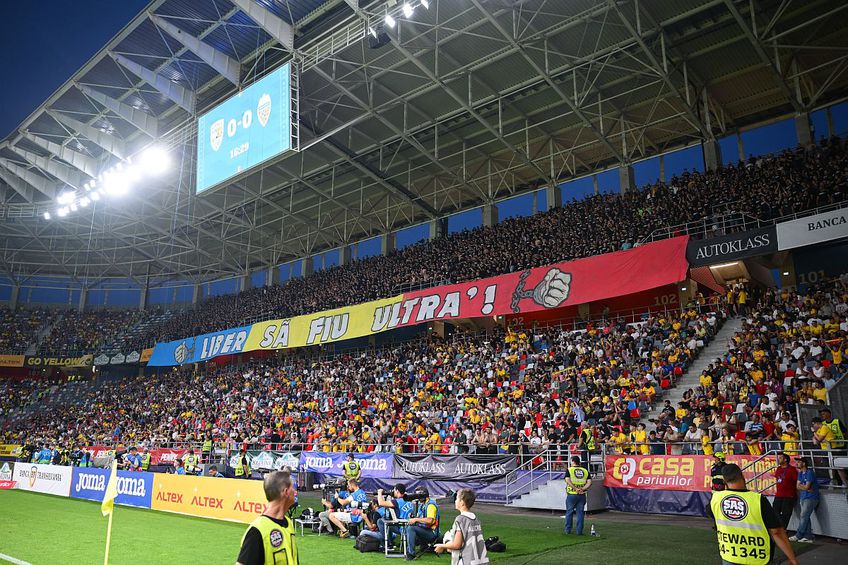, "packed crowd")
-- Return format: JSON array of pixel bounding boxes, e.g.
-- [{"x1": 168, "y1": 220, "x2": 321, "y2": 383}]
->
[
  {"x1": 132, "y1": 137, "x2": 847, "y2": 345},
  {"x1": 0, "y1": 308, "x2": 46, "y2": 353},
  {"x1": 645, "y1": 278, "x2": 847, "y2": 466},
  {"x1": 1, "y1": 302, "x2": 724, "y2": 460},
  {"x1": 1, "y1": 138, "x2": 845, "y2": 356},
  {"x1": 35, "y1": 309, "x2": 149, "y2": 355}
]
